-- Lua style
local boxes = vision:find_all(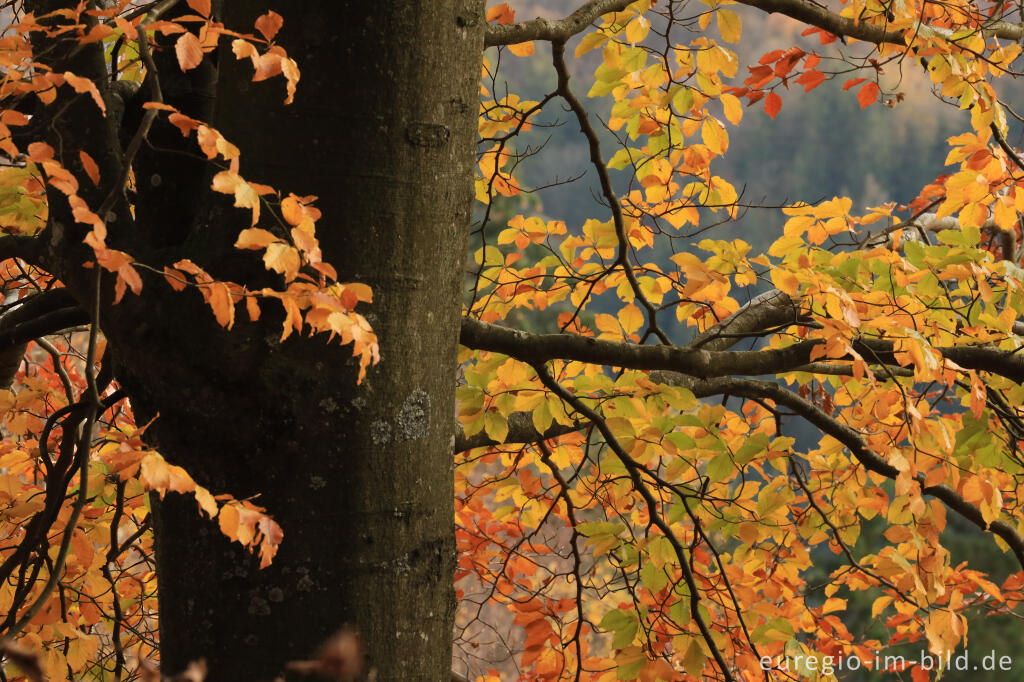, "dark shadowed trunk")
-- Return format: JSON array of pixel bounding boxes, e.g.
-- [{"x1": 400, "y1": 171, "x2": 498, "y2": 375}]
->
[{"x1": 34, "y1": 1, "x2": 482, "y2": 679}]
